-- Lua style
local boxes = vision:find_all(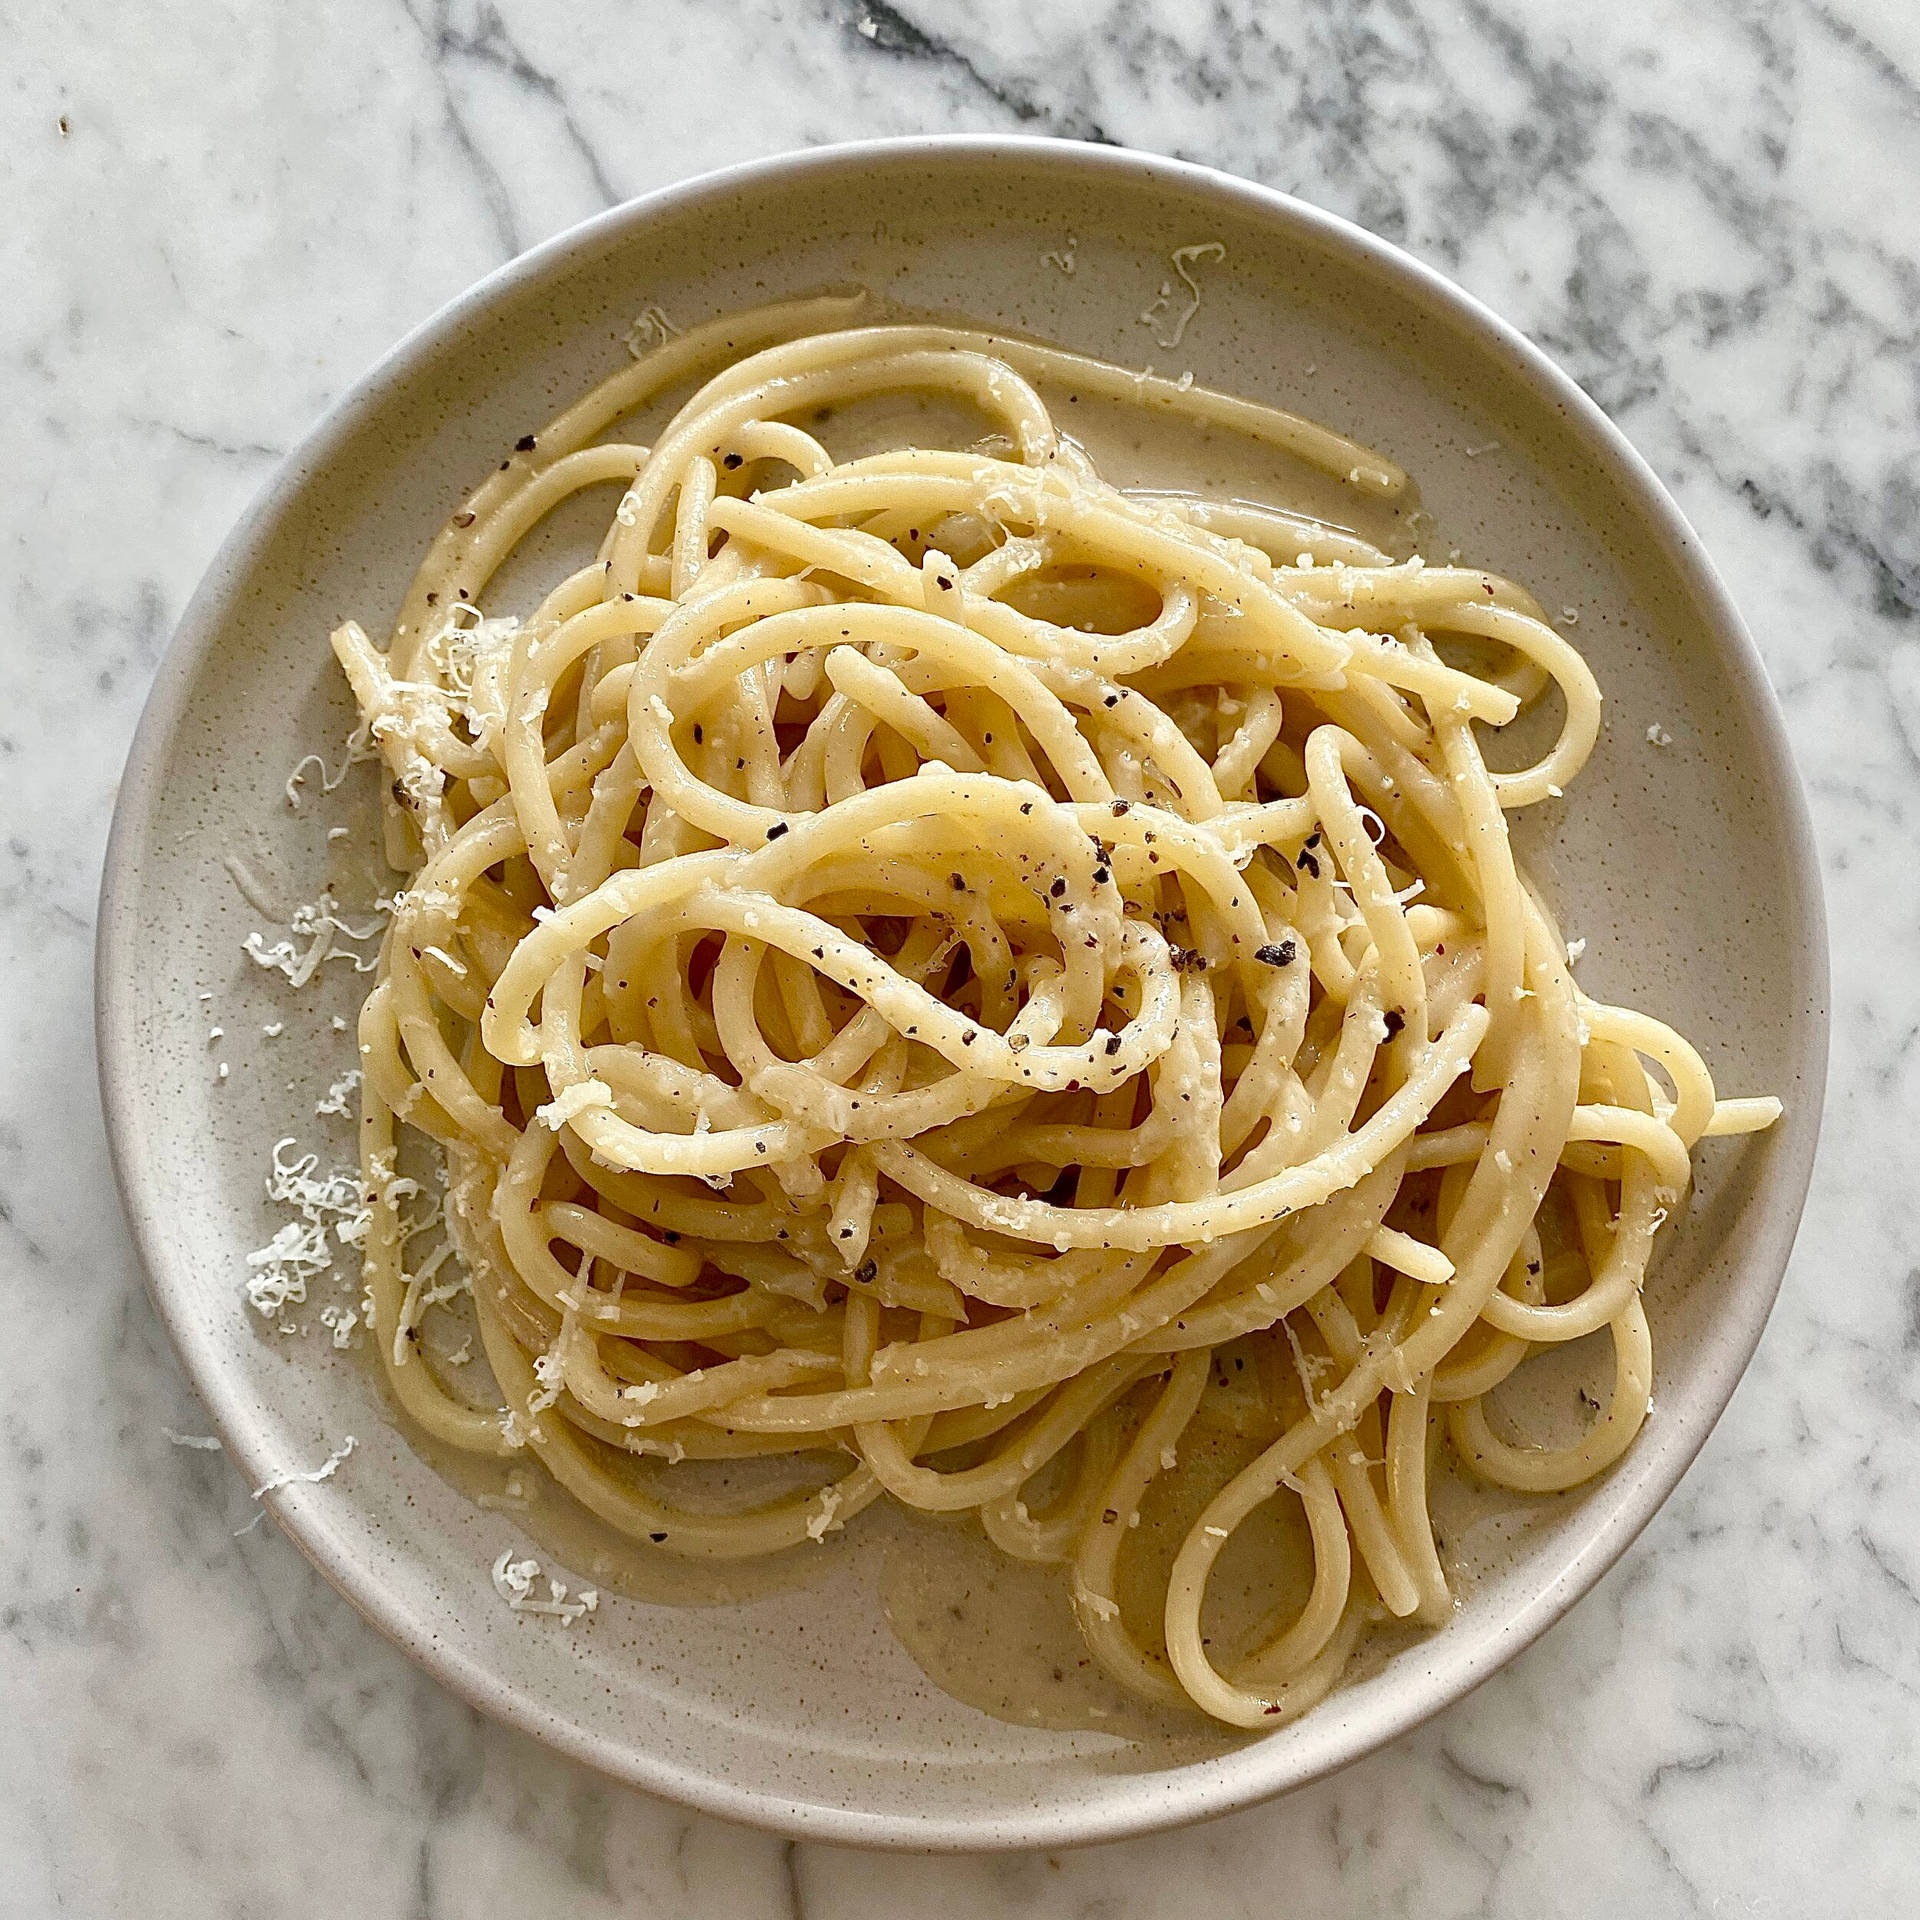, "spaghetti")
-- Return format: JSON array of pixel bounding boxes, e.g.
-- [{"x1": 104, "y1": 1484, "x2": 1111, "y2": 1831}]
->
[{"x1": 332, "y1": 297, "x2": 1779, "y2": 1728}]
